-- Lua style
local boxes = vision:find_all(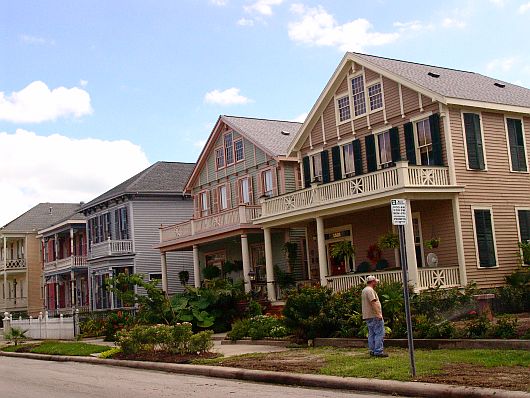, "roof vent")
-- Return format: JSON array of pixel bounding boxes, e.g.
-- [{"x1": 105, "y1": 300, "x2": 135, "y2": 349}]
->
[
  {"x1": 49, "y1": 206, "x2": 53, "y2": 215},
  {"x1": 280, "y1": 130, "x2": 291, "y2": 136},
  {"x1": 494, "y1": 82, "x2": 506, "y2": 88},
  {"x1": 427, "y1": 72, "x2": 440, "y2": 78}
]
